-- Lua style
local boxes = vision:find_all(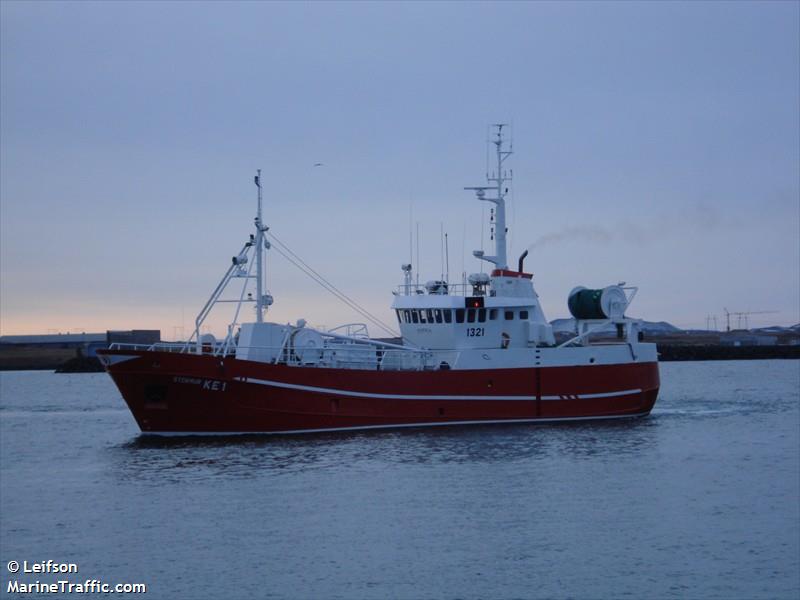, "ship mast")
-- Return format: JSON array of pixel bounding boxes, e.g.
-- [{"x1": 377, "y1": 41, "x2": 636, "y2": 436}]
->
[
  {"x1": 466, "y1": 124, "x2": 512, "y2": 270},
  {"x1": 254, "y1": 169, "x2": 266, "y2": 323}
]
